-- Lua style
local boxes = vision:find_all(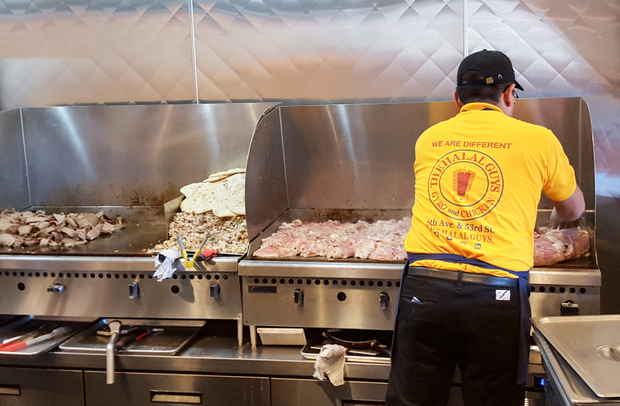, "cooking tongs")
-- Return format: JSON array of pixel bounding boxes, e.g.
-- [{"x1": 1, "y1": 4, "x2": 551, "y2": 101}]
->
[
  {"x1": 176, "y1": 233, "x2": 209, "y2": 269},
  {"x1": 0, "y1": 324, "x2": 70, "y2": 352}
]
